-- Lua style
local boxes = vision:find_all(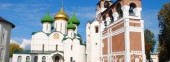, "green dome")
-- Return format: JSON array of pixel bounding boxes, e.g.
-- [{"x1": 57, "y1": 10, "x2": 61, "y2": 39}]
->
[
  {"x1": 41, "y1": 13, "x2": 53, "y2": 23},
  {"x1": 68, "y1": 13, "x2": 80, "y2": 25},
  {"x1": 67, "y1": 22, "x2": 76, "y2": 30}
]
